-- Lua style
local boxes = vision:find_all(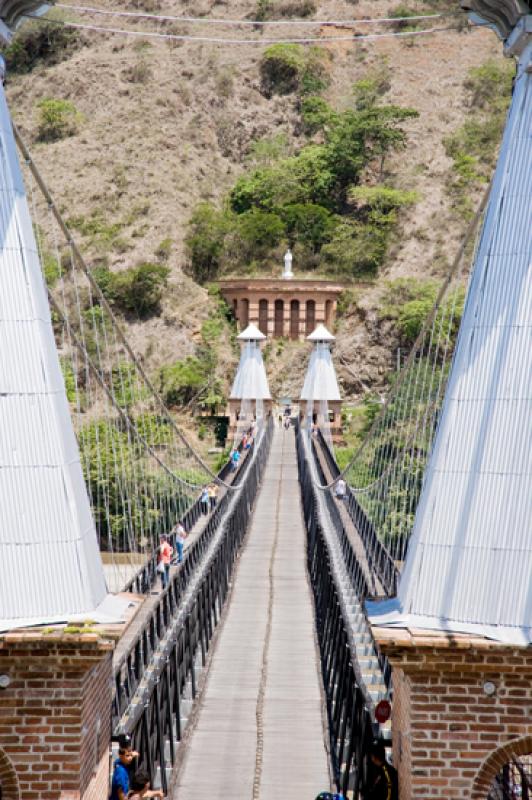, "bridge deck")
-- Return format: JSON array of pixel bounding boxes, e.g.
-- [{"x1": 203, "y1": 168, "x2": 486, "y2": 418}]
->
[{"x1": 173, "y1": 427, "x2": 330, "y2": 798}]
